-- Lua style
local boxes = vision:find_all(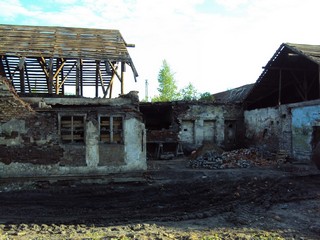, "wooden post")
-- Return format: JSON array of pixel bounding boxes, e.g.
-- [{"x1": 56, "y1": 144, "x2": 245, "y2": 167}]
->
[
  {"x1": 76, "y1": 59, "x2": 80, "y2": 96},
  {"x1": 109, "y1": 80, "x2": 113, "y2": 98},
  {"x1": 19, "y1": 64, "x2": 25, "y2": 93},
  {"x1": 303, "y1": 71, "x2": 308, "y2": 100},
  {"x1": 25, "y1": 62, "x2": 31, "y2": 93},
  {"x1": 278, "y1": 69, "x2": 282, "y2": 105},
  {"x1": 95, "y1": 60, "x2": 99, "y2": 98},
  {"x1": 55, "y1": 58, "x2": 60, "y2": 94},
  {"x1": 121, "y1": 62, "x2": 125, "y2": 94},
  {"x1": 80, "y1": 59, "x2": 83, "y2": 96},
  {"x1": 61, "y1": 61, "x2": 64, "y2": 95},
  {"x1": 48, "y1": 58, "x2": 53, "y2": 94},
  {"x1": 4, "y1": 57, "x2": 13, "y2": 85}
]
